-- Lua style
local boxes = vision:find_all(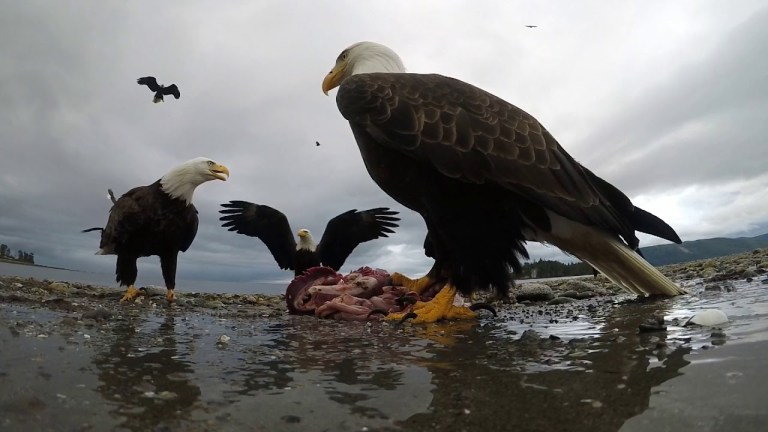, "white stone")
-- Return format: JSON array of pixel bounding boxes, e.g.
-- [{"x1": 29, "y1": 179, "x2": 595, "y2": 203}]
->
[{"x1": 686, "y1": 309, "x2": 729, "y2": 326}]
